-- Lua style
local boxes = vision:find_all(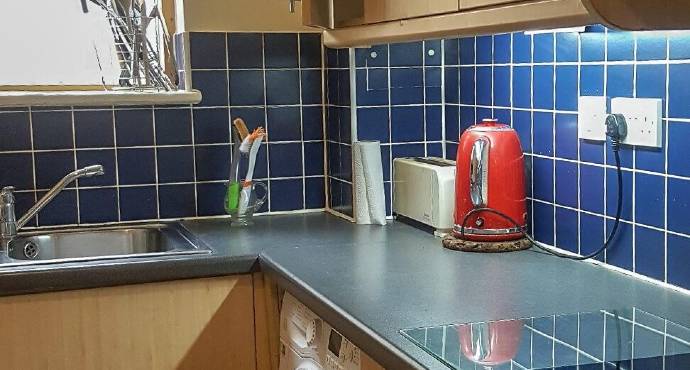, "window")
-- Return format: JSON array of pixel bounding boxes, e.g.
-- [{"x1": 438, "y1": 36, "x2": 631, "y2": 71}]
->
[{"x1": 0, "y1": 0, "x2": 177, "y2": 91}]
